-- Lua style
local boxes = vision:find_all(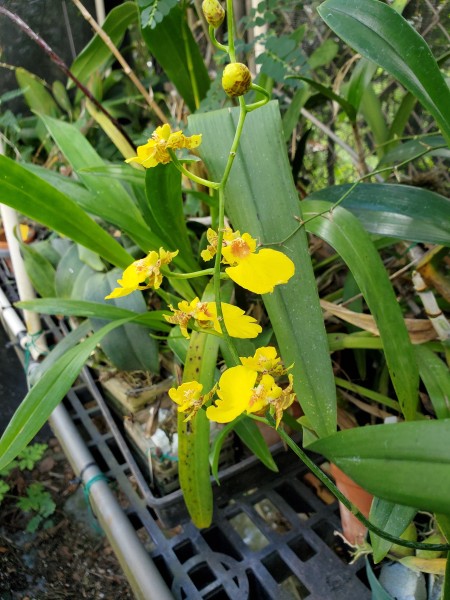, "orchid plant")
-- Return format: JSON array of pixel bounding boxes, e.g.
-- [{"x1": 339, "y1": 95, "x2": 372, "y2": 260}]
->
[{"x1": 0, "y1": 0, "x2": 450, "y2": 586}]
